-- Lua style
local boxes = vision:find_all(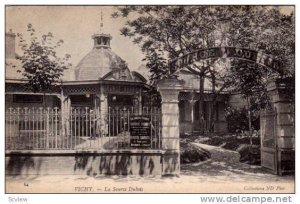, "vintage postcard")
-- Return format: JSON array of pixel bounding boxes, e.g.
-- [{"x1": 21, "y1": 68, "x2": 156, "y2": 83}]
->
[{"x1": 5, "y1": 5, "x2": 295, "y2": 194}]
